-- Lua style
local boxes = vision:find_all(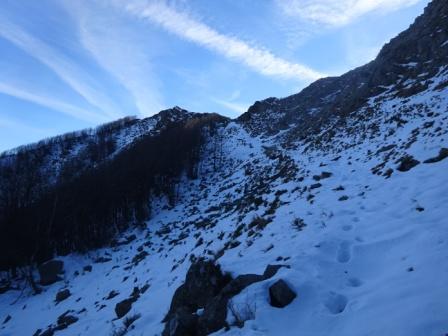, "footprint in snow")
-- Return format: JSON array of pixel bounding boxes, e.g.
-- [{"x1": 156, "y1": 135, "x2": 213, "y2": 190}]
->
[
  {"x1": 324, "y1": 292, "x2": 348, "y2": 314},
  {"x1": 346, "y1": 277, "x2": 363, "y2": 287},
  {"x1": 337, "y1": 241, "x2": 352, "y2": 263},
  {"x1": 342, "y1": 224, "x2": 353, "y2": 231}
]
